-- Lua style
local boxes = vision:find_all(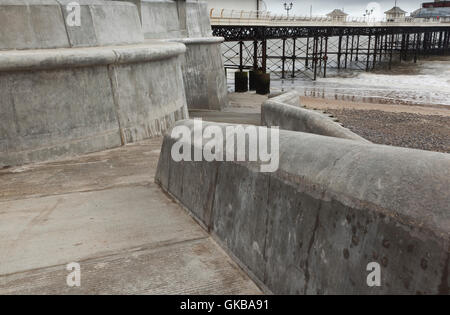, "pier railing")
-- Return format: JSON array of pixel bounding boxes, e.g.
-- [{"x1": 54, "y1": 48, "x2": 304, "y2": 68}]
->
[{"x1": 210, "y1": 9, "x2": 450, "y2": 27}]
